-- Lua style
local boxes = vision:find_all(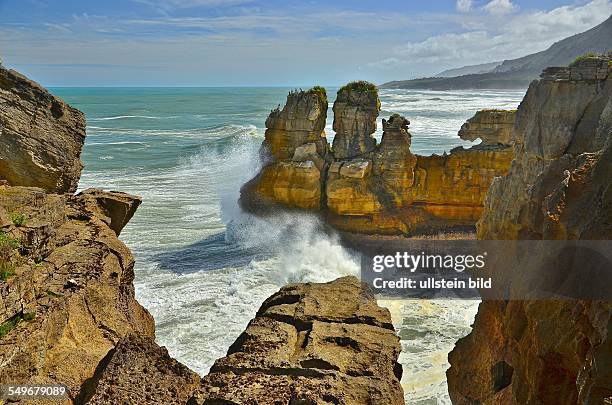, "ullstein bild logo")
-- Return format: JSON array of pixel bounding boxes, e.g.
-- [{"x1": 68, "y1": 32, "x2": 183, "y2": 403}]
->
[{"x1": 361, "y1": 240, "x2": 612, "y2": 300}]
